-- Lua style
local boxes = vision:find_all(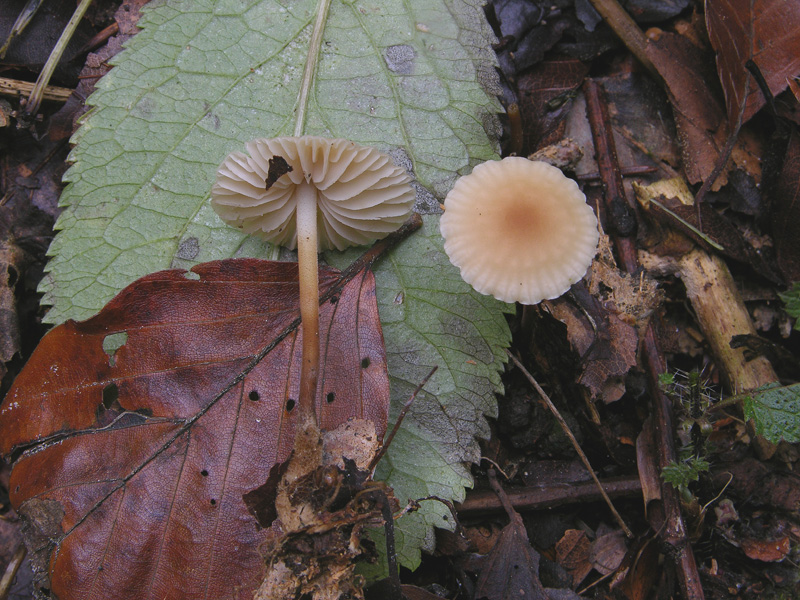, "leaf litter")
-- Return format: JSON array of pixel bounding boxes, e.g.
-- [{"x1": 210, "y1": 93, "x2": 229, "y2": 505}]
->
[
  {"x1": 0, "y1": 258, "x2": 391, "y2": 600},
  {"x1": 3, "y1": 0, "x2": 800, "y2": 597}
]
